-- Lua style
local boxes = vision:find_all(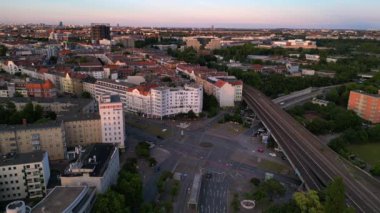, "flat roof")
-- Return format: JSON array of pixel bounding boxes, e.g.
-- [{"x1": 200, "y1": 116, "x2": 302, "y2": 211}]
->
[
  {"x1": 32, "y1": 186, "x2": 87, "y2": 213},
  {"x1": 63, "y1": 143, "x2": 116, "y2": 177},
  {"x1": 0, "y1": 151, "x2": 46, "y2": 167}
]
